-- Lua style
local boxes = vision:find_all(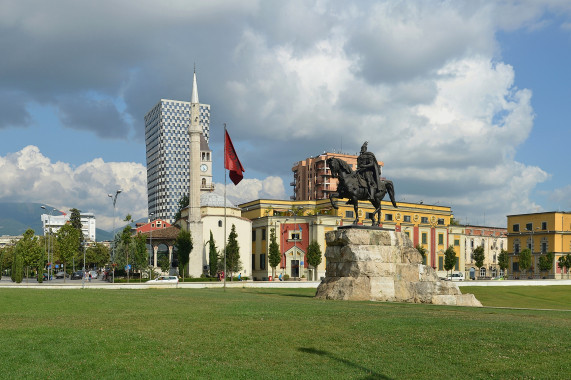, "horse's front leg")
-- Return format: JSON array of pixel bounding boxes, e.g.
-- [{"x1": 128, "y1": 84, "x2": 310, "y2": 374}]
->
[
  {"x1": 353, "y1": 198, "x2": 359, "y2": 224},
  {"x1": 330, "y1": 192, "x2": 339, "y2": 209}
]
